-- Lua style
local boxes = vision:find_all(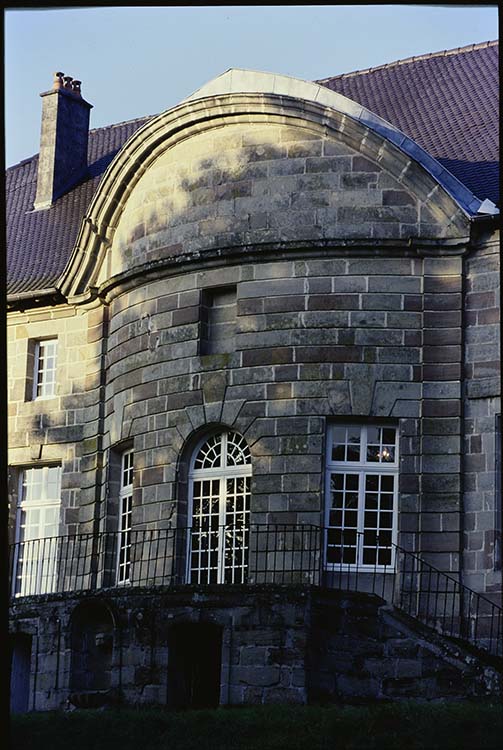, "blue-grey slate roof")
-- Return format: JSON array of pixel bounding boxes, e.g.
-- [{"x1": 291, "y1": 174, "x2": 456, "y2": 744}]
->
[{"x1": 6, "y1": 41, "x2": 499, "y2": 299}]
